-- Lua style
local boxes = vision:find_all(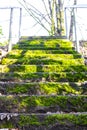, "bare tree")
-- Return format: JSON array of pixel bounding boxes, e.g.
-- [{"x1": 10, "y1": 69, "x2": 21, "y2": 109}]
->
[{"x1": 17, "y1": 0, "x2": 65, "y2": 36}]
